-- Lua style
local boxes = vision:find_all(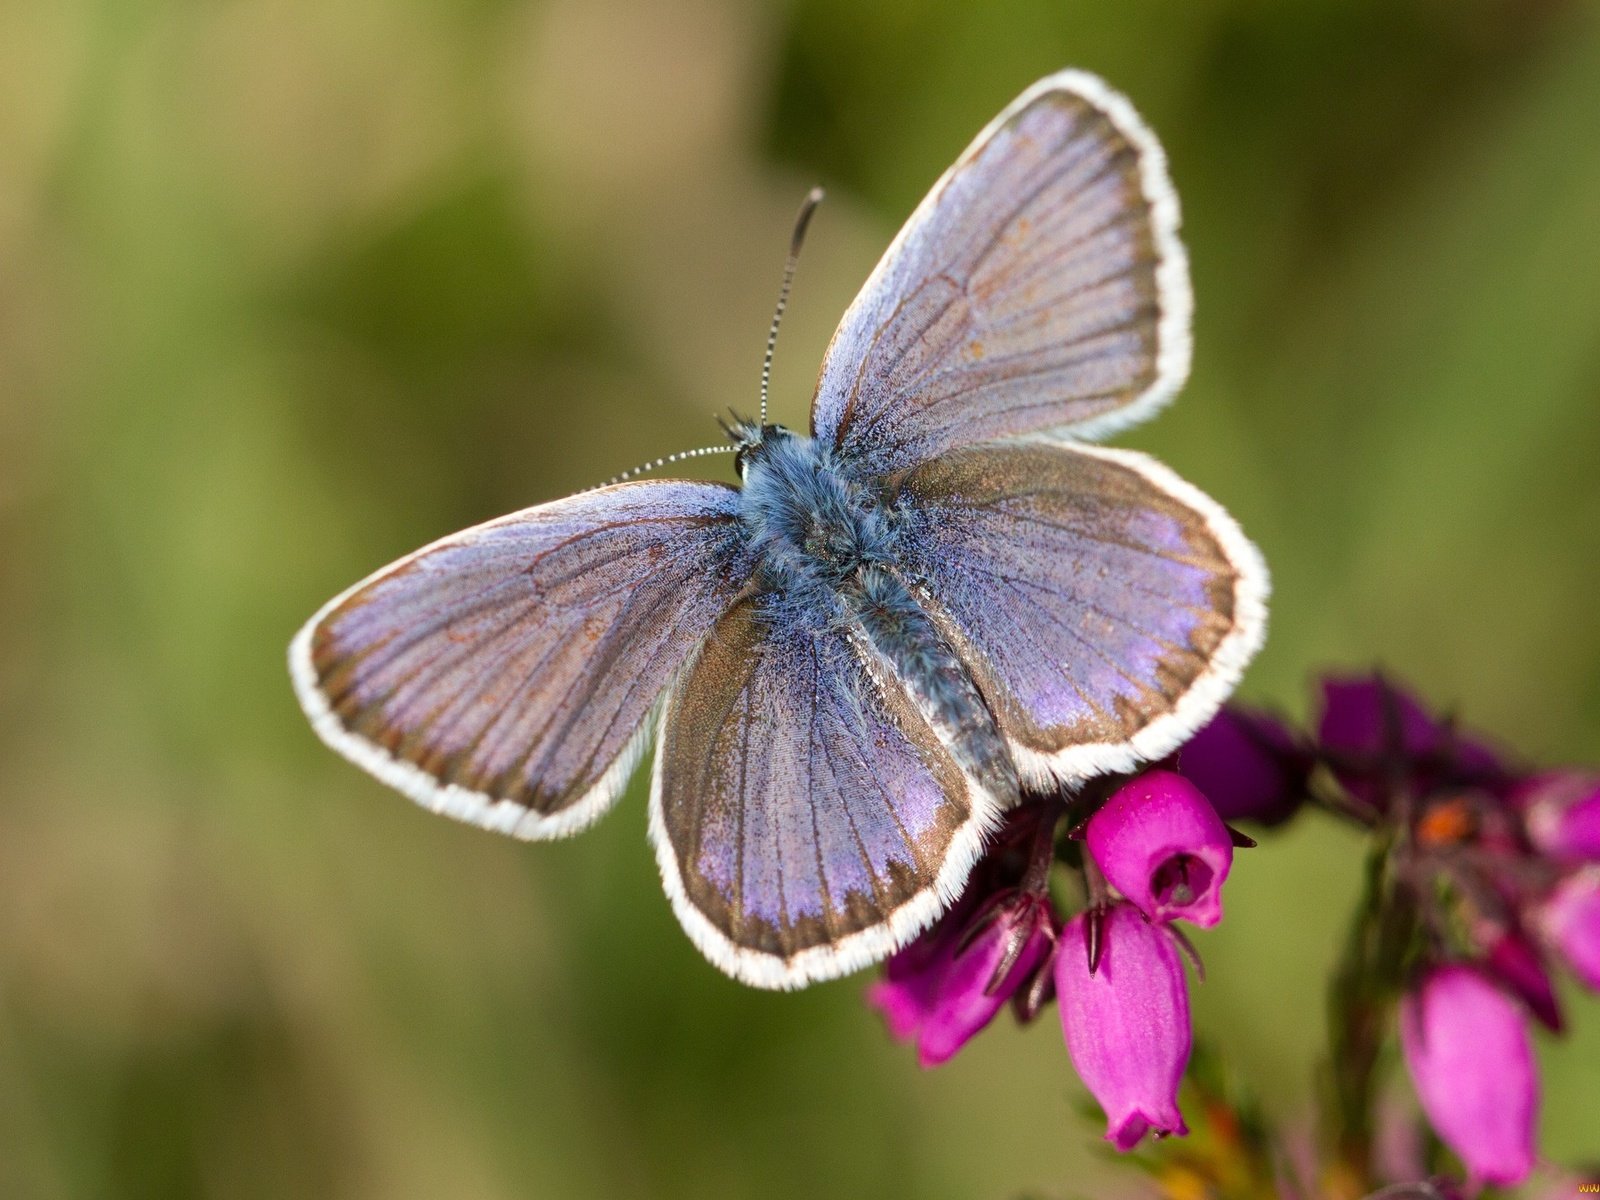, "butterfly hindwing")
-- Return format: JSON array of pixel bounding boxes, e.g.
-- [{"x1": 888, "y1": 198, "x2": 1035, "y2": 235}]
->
[
  {"x1": 811, "y1": 69, "x2": 1189, "y2": 477},
  {"x1": 290, "y1": 481, "x2": 748, "y2": 839},
  {"x1": 893, "y1": 440, "x2": 1267, "y2": 786},
  {"x1": 650, "y1": 597, "x2": 1006, "y2": 989}
]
